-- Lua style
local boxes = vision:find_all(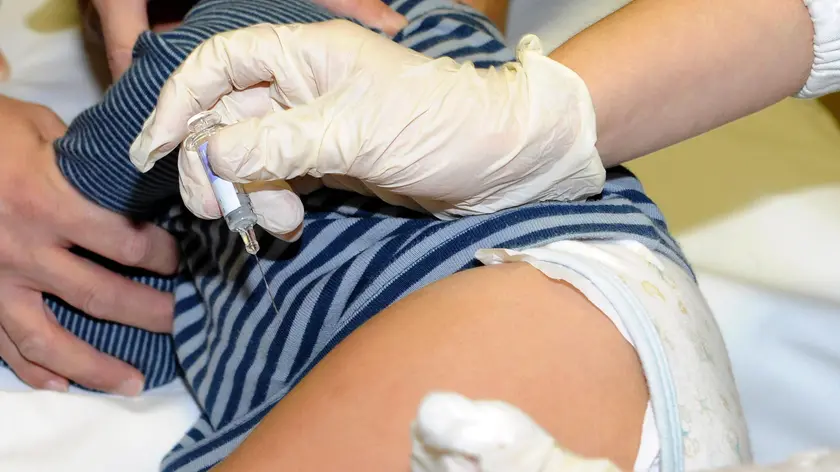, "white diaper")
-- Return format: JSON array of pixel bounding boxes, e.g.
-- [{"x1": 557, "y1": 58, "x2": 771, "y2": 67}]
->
[{"x1": 475, "y1": 240, "x2": 751, "y2": 471}]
